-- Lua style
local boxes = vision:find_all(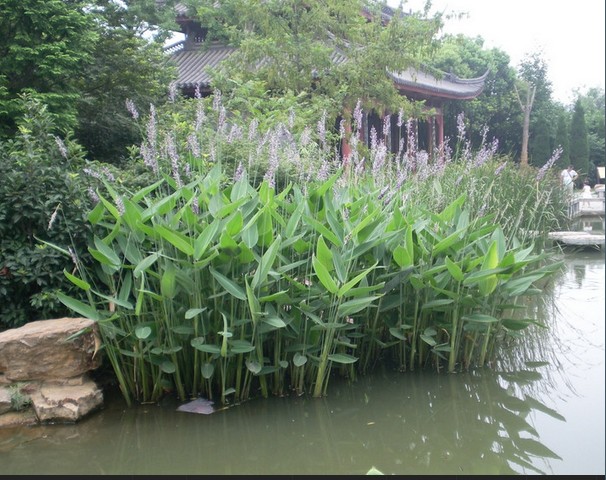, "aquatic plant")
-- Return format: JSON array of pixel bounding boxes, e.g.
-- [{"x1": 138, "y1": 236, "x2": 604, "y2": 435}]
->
[{"x1": 47, "y1": 95, "x2": 566, "y2": 406}]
